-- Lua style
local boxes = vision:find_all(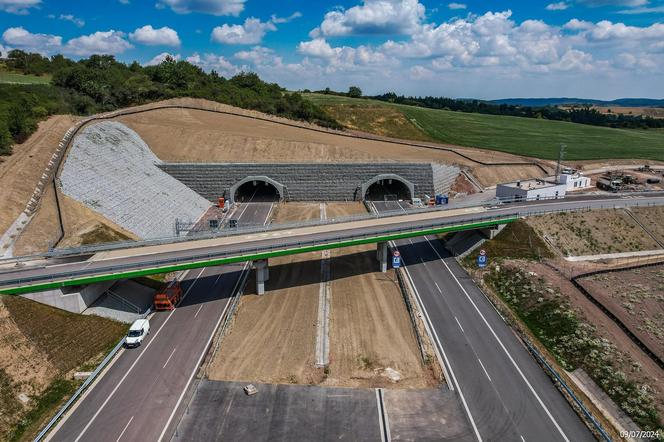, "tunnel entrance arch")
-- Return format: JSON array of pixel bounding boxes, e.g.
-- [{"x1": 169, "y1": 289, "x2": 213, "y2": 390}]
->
[
  {"x1": 230, "y1": 176, "x2": 285, "y2": 204},
  {"x1": 361, "y1": 174, "x2": 414, "y2": 201}
]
